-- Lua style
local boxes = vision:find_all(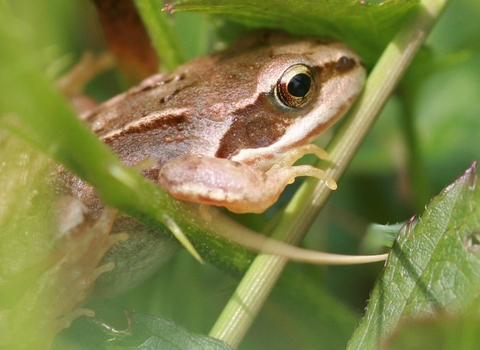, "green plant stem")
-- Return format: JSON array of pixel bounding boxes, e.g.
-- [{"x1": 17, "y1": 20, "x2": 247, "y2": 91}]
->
[
  {"x1": 133, "y1": 0, "x2": 185, "y2": 70},
  {"x1": 209, "y1": 0, "x2": 449, "y2": 347}
]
